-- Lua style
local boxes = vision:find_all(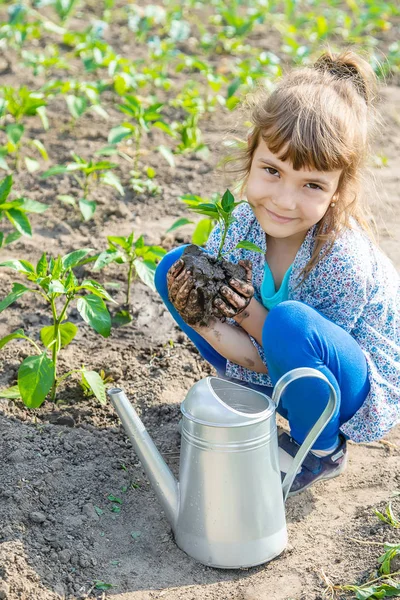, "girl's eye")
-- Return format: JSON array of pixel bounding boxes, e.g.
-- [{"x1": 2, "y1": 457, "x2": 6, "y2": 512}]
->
[
  {"x1": 265, "y1": 167, "x2": 279, "y2": 176},
  {"x1": 306, "y1": 183, "x2": 322, "y2": 191}
]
